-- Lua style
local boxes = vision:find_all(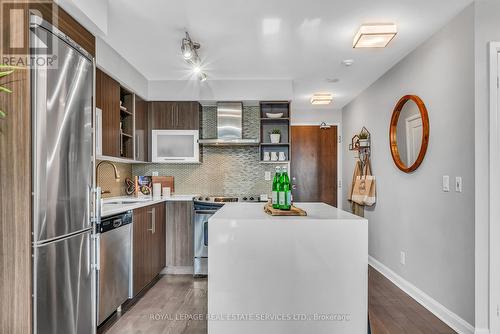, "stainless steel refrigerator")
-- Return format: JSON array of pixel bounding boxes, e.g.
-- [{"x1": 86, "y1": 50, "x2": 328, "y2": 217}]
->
[{"x1": 31, "y1": 15, "x2": 96, "y2": 334}]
